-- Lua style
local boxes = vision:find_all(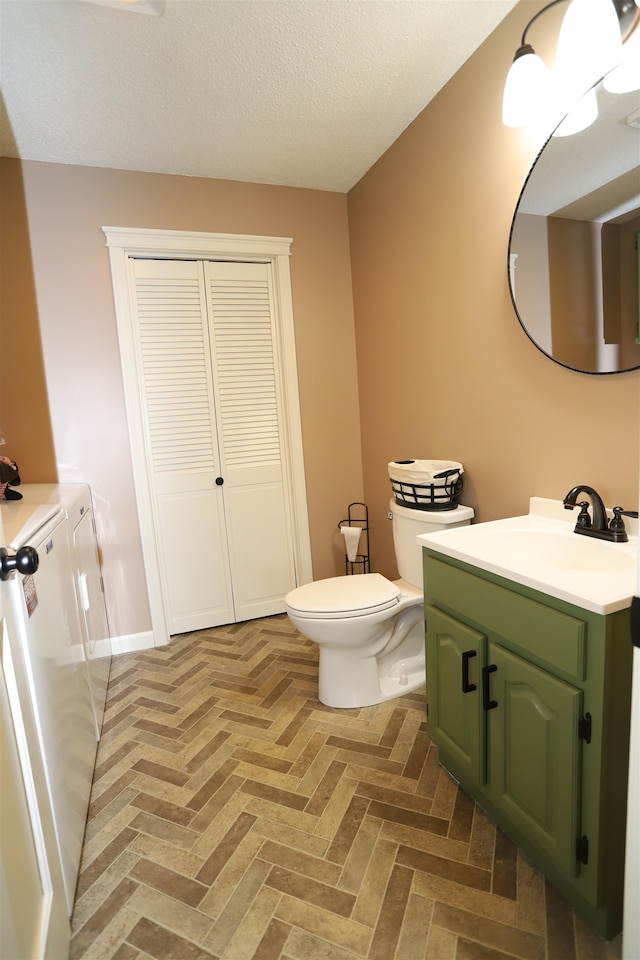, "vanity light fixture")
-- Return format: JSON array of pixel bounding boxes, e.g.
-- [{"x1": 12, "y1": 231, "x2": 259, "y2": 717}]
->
[{"x1": 502, "y1": 0, "x2": 640, "y2": 135}]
